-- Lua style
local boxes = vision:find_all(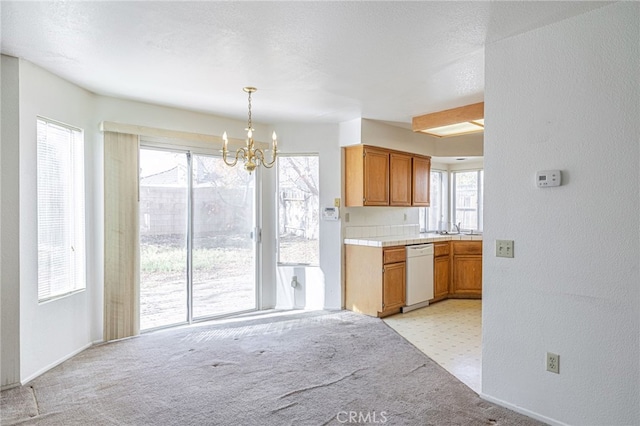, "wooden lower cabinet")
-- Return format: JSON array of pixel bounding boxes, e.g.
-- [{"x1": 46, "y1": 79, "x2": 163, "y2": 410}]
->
[
  {"x1": 346, "y1": 240, "x2": 482, "y2": 316},
  {"x1": 382, "y1": 261, "x2": 406, "y2": 313},
  {"x1": 433, "y1": 255, "x2": 450, "y2": 301},
  {"x1": 345, "y1": 245, "x2": 406, "y2": 317},
  {"x1": 450, "y1": 241, "x2": 482, "y2": 298},
  {"x1": 431, "y1": 242, "x2": 450, "y2": 302}
]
